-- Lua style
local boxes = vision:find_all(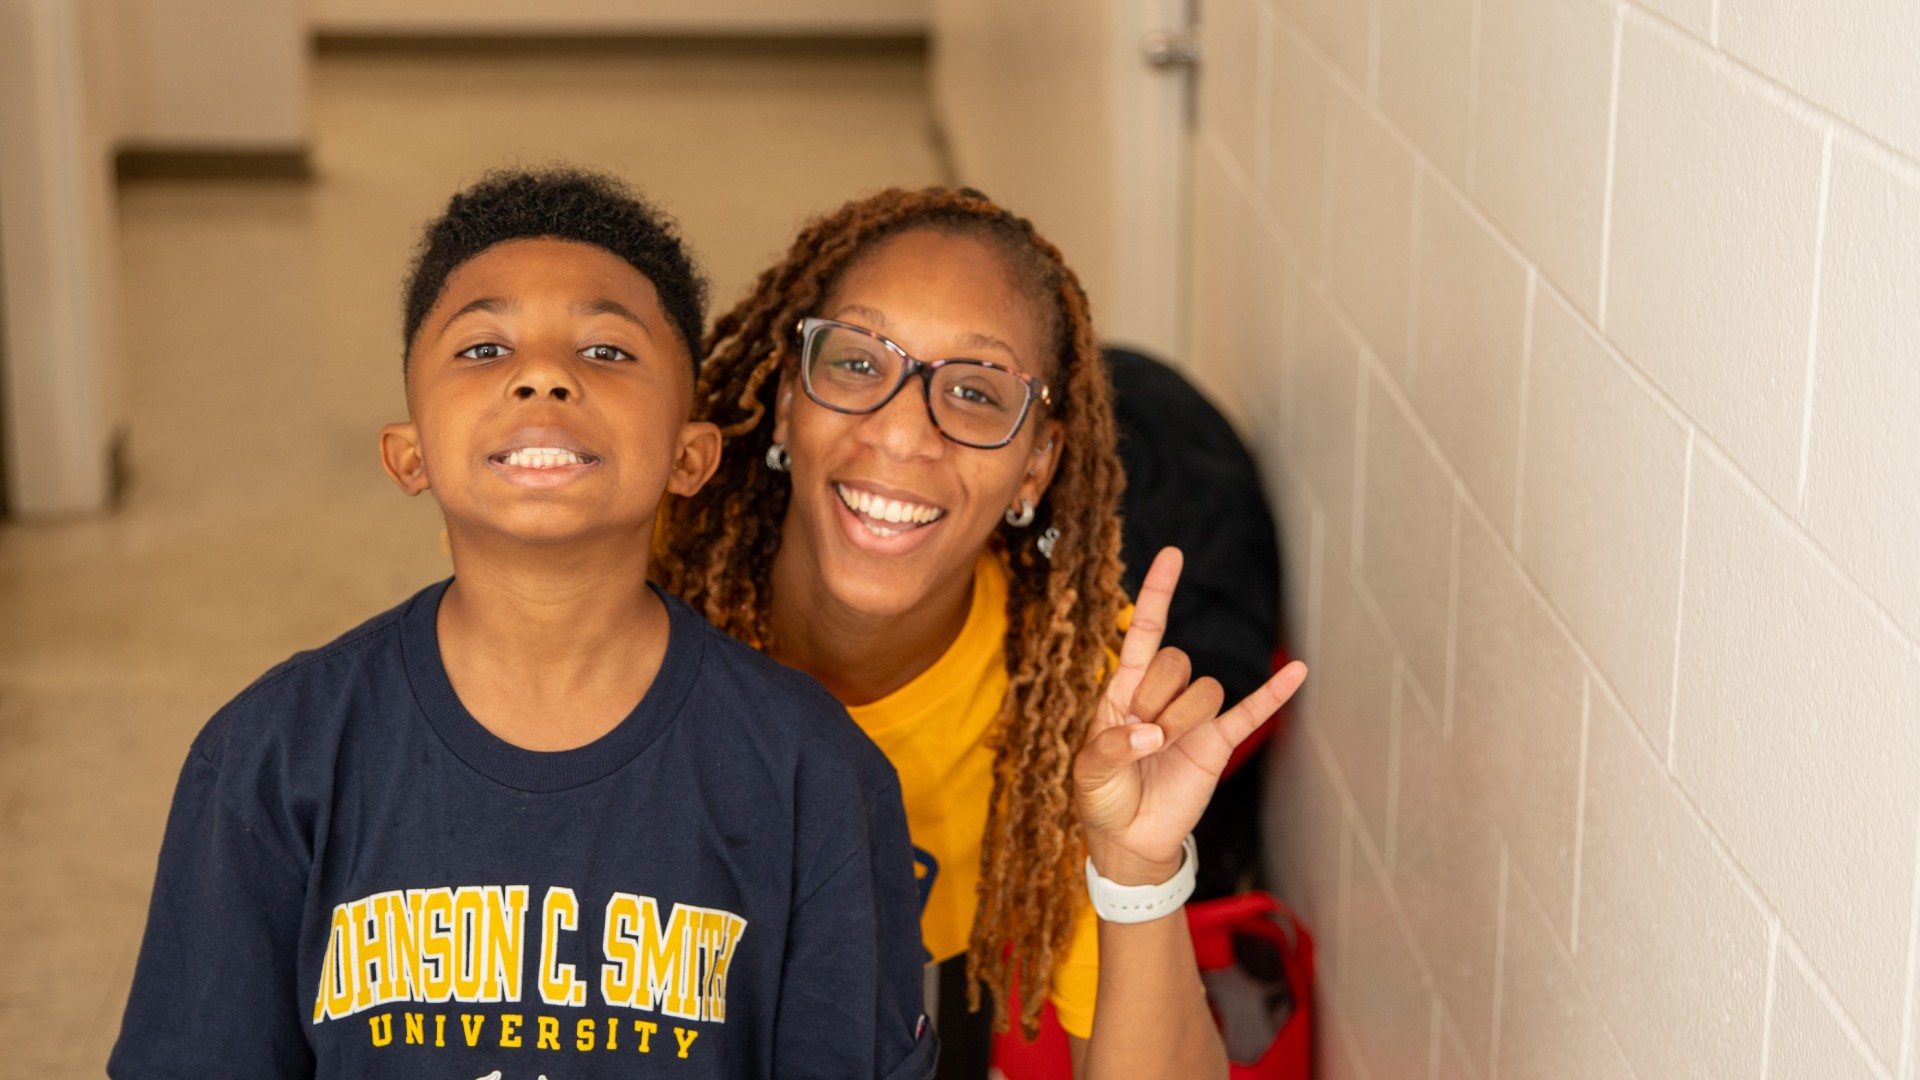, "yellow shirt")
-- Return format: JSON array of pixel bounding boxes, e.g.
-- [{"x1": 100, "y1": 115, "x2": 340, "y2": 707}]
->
[{"x1": 845, "y1": 552, "x2": 1101, "y2": 1040}]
